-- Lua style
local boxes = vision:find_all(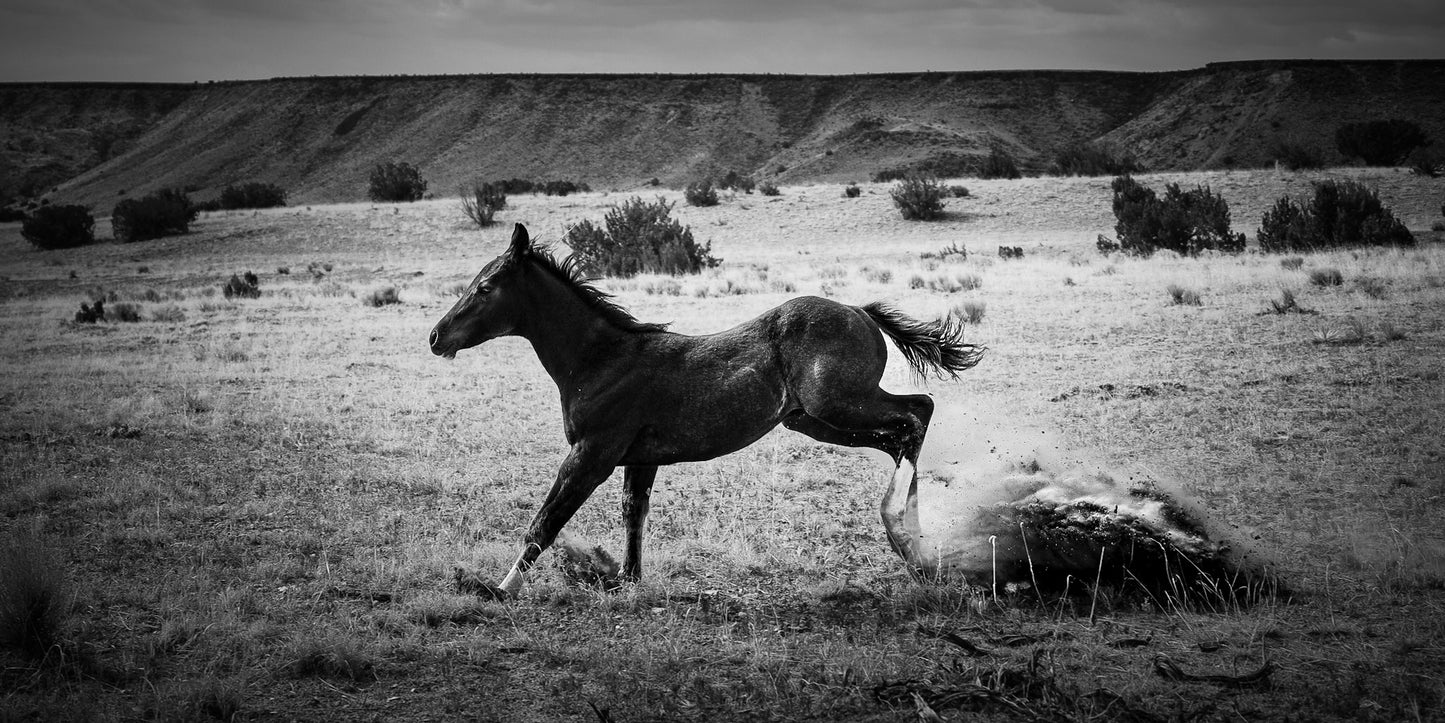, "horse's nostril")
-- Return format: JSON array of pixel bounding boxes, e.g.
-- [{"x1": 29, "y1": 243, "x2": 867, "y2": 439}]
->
[{"x1": 428, "y1": 328, "x2": 440, "y2": 348}]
